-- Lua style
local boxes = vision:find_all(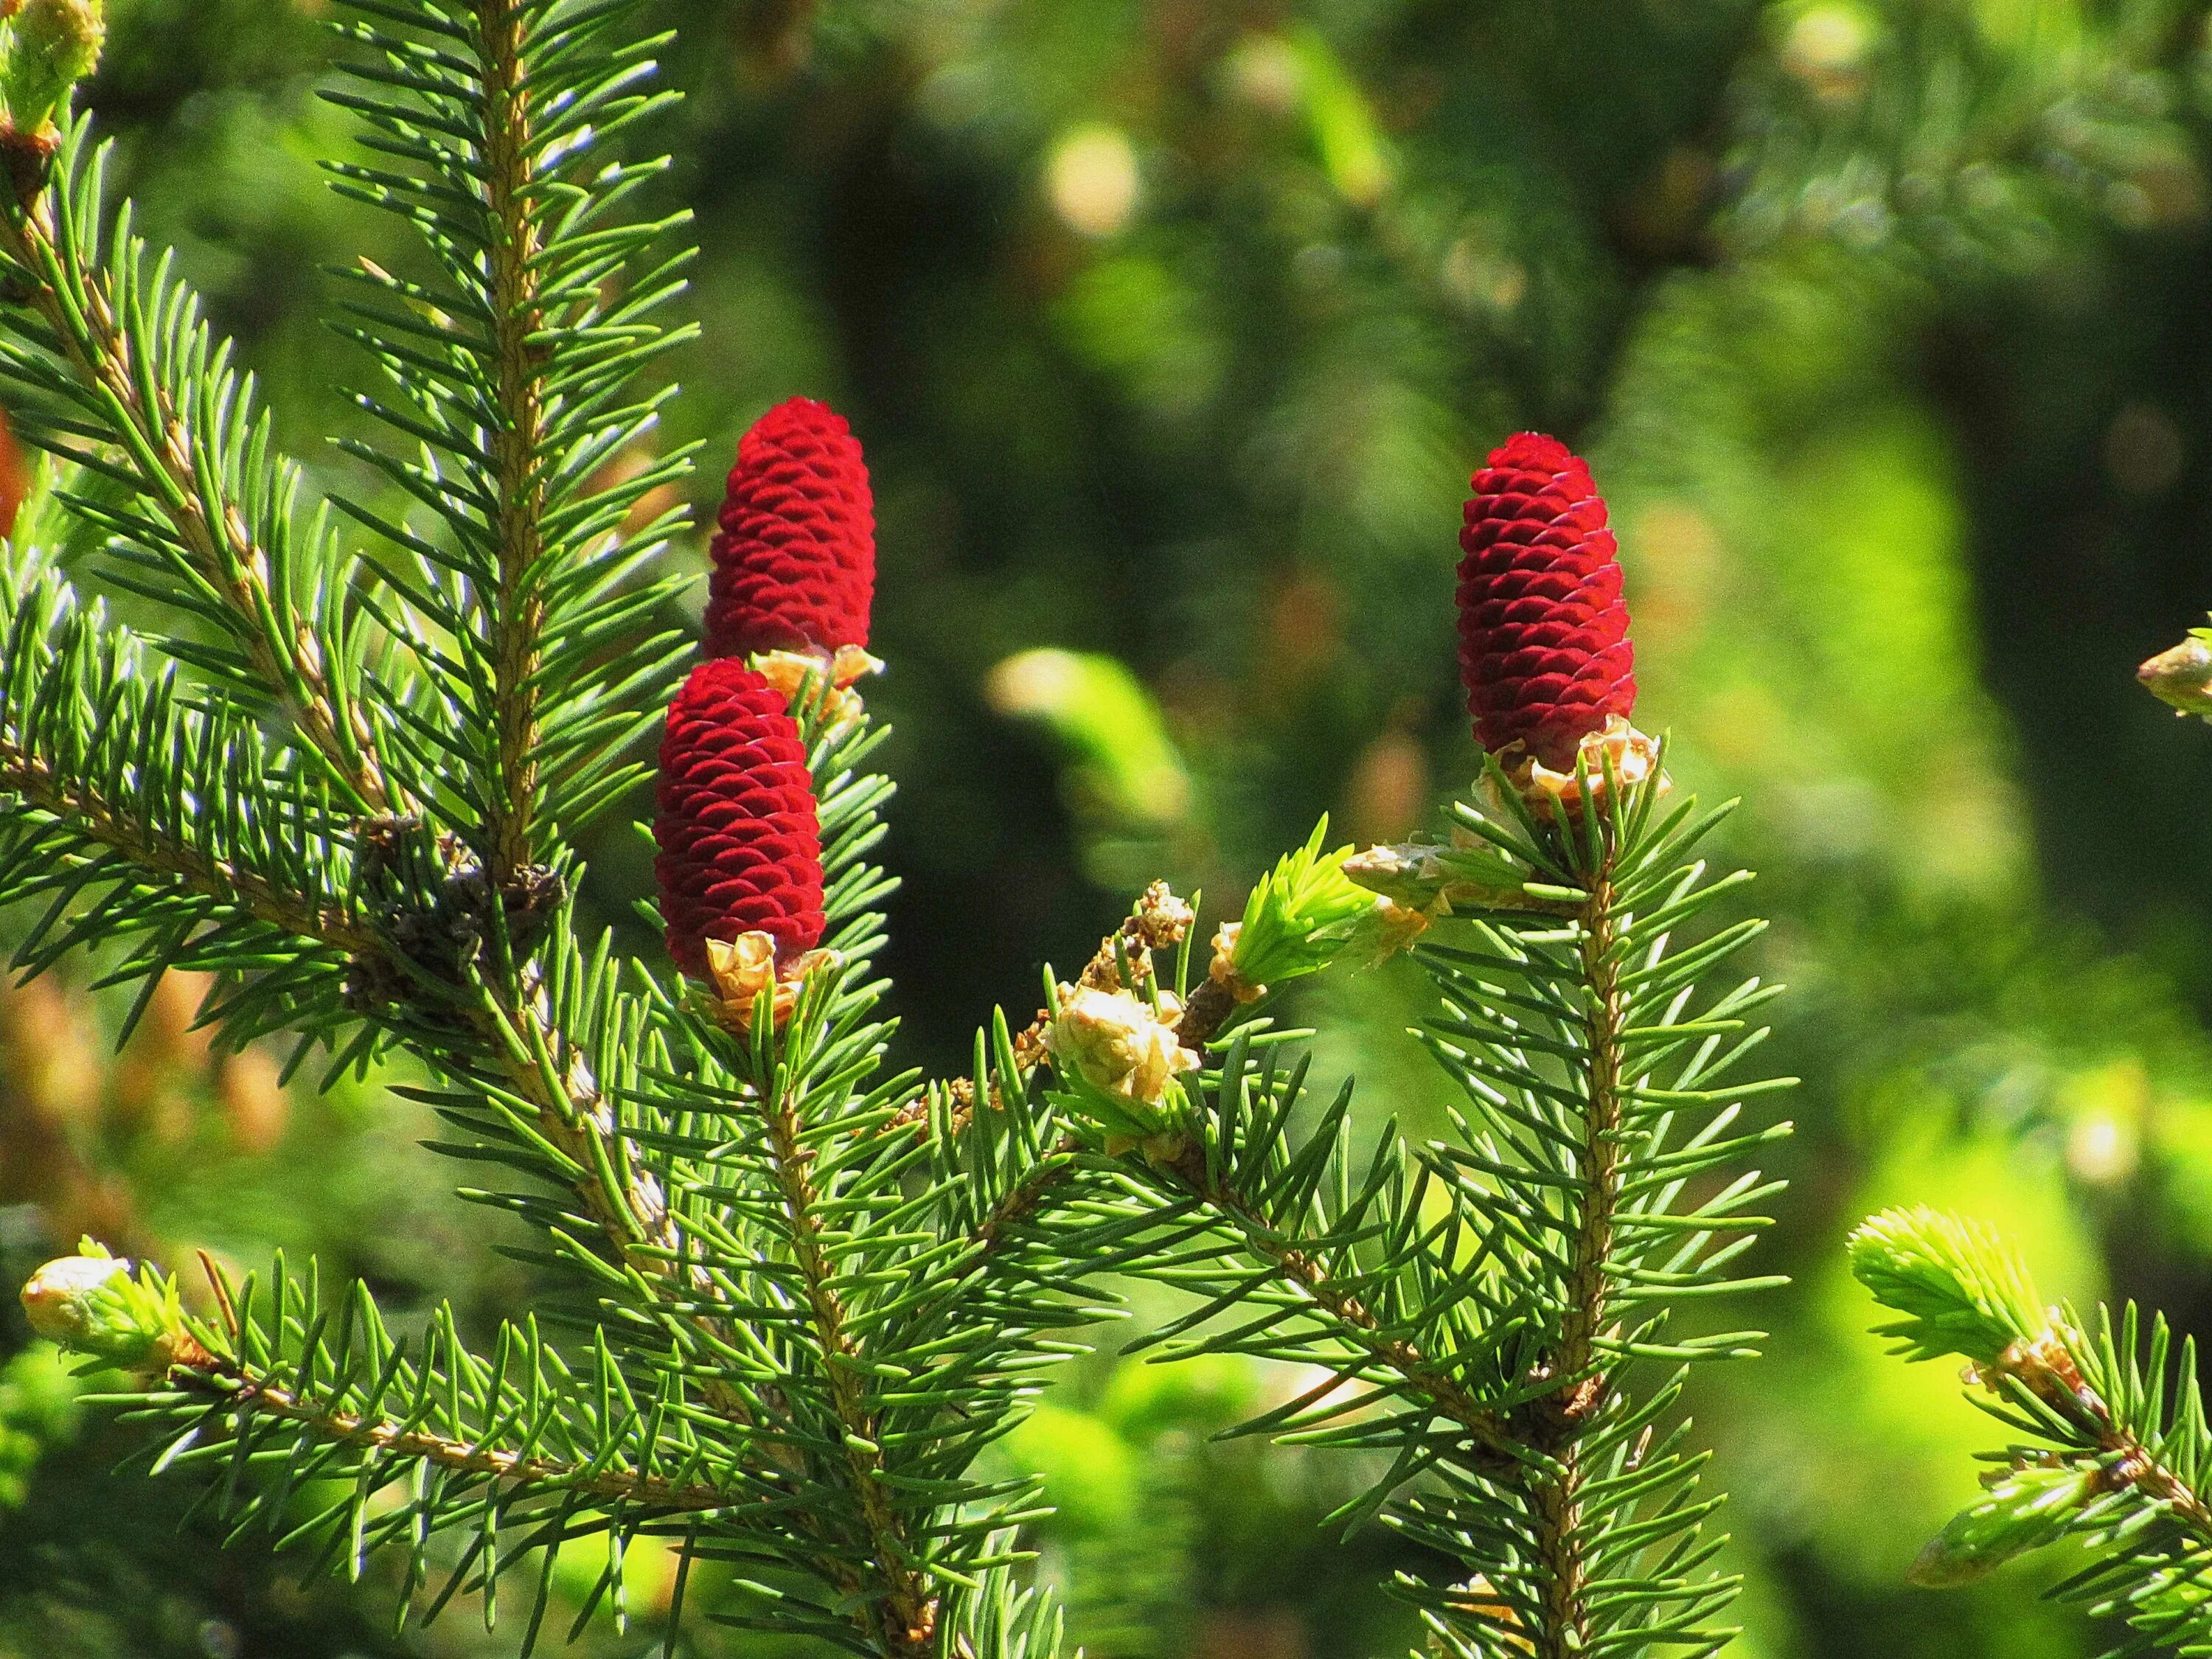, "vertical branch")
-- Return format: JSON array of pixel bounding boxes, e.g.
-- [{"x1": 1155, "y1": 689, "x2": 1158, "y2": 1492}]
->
[
  {"x1": 1528, "y1": 855, "x2": 1628, "y2": 1658},
  {"x1": 476, "y1": 0, "x2": 546, "y2": 886},
  {"x1": 758, "y1": 1069, "x2": 939, "y2": 1657}
]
